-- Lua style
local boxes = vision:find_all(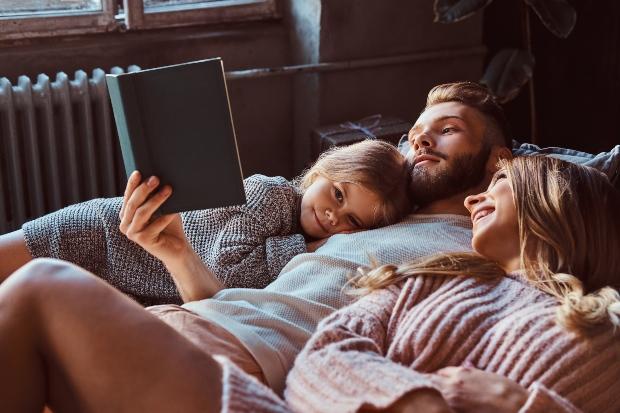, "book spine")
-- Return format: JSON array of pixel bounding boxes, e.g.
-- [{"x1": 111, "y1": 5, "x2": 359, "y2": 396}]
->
[
  {"x1": 106, "y1": 75, "x2": 151, "y2": 180},
  {"x1": 220, "y1": 60, "x2": 245, "y2": 181}
]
